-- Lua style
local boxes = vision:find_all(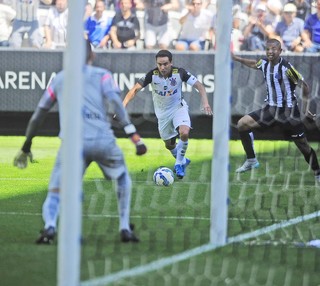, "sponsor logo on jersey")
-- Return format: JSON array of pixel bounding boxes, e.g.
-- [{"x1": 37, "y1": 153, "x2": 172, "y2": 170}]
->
[{"x1": 155, "y1": 89, "x2": 178, "y2": 97}]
